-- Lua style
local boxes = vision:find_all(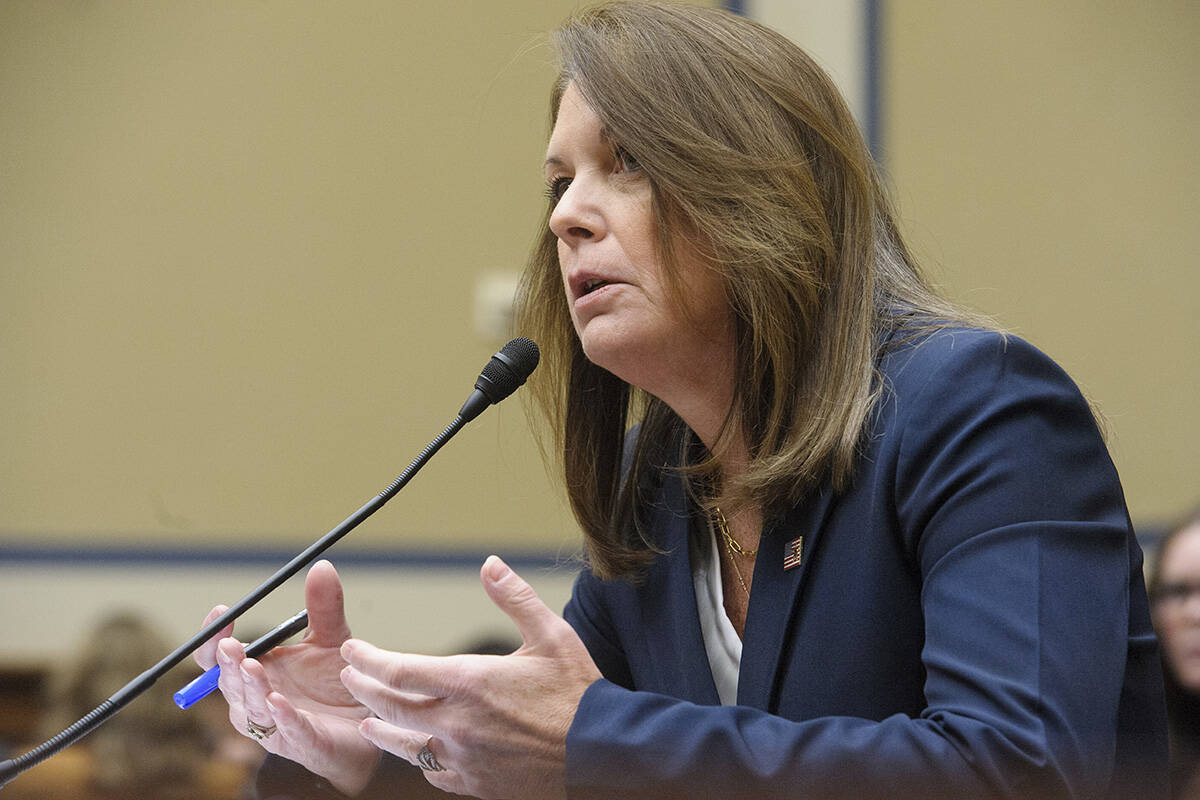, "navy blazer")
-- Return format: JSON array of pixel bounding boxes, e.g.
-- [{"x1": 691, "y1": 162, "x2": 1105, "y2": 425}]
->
[{"x1": 564, "y1": 329, "x2": 1167, "y2": 799}]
